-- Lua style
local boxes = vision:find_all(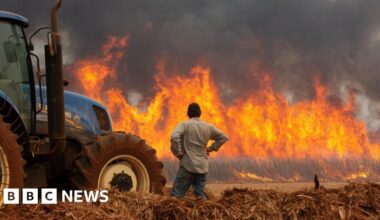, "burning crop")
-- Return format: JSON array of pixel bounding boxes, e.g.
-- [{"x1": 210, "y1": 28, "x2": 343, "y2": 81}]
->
[{"x1": 68, "y1": 35, "x2": 380, "y2": 162}]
